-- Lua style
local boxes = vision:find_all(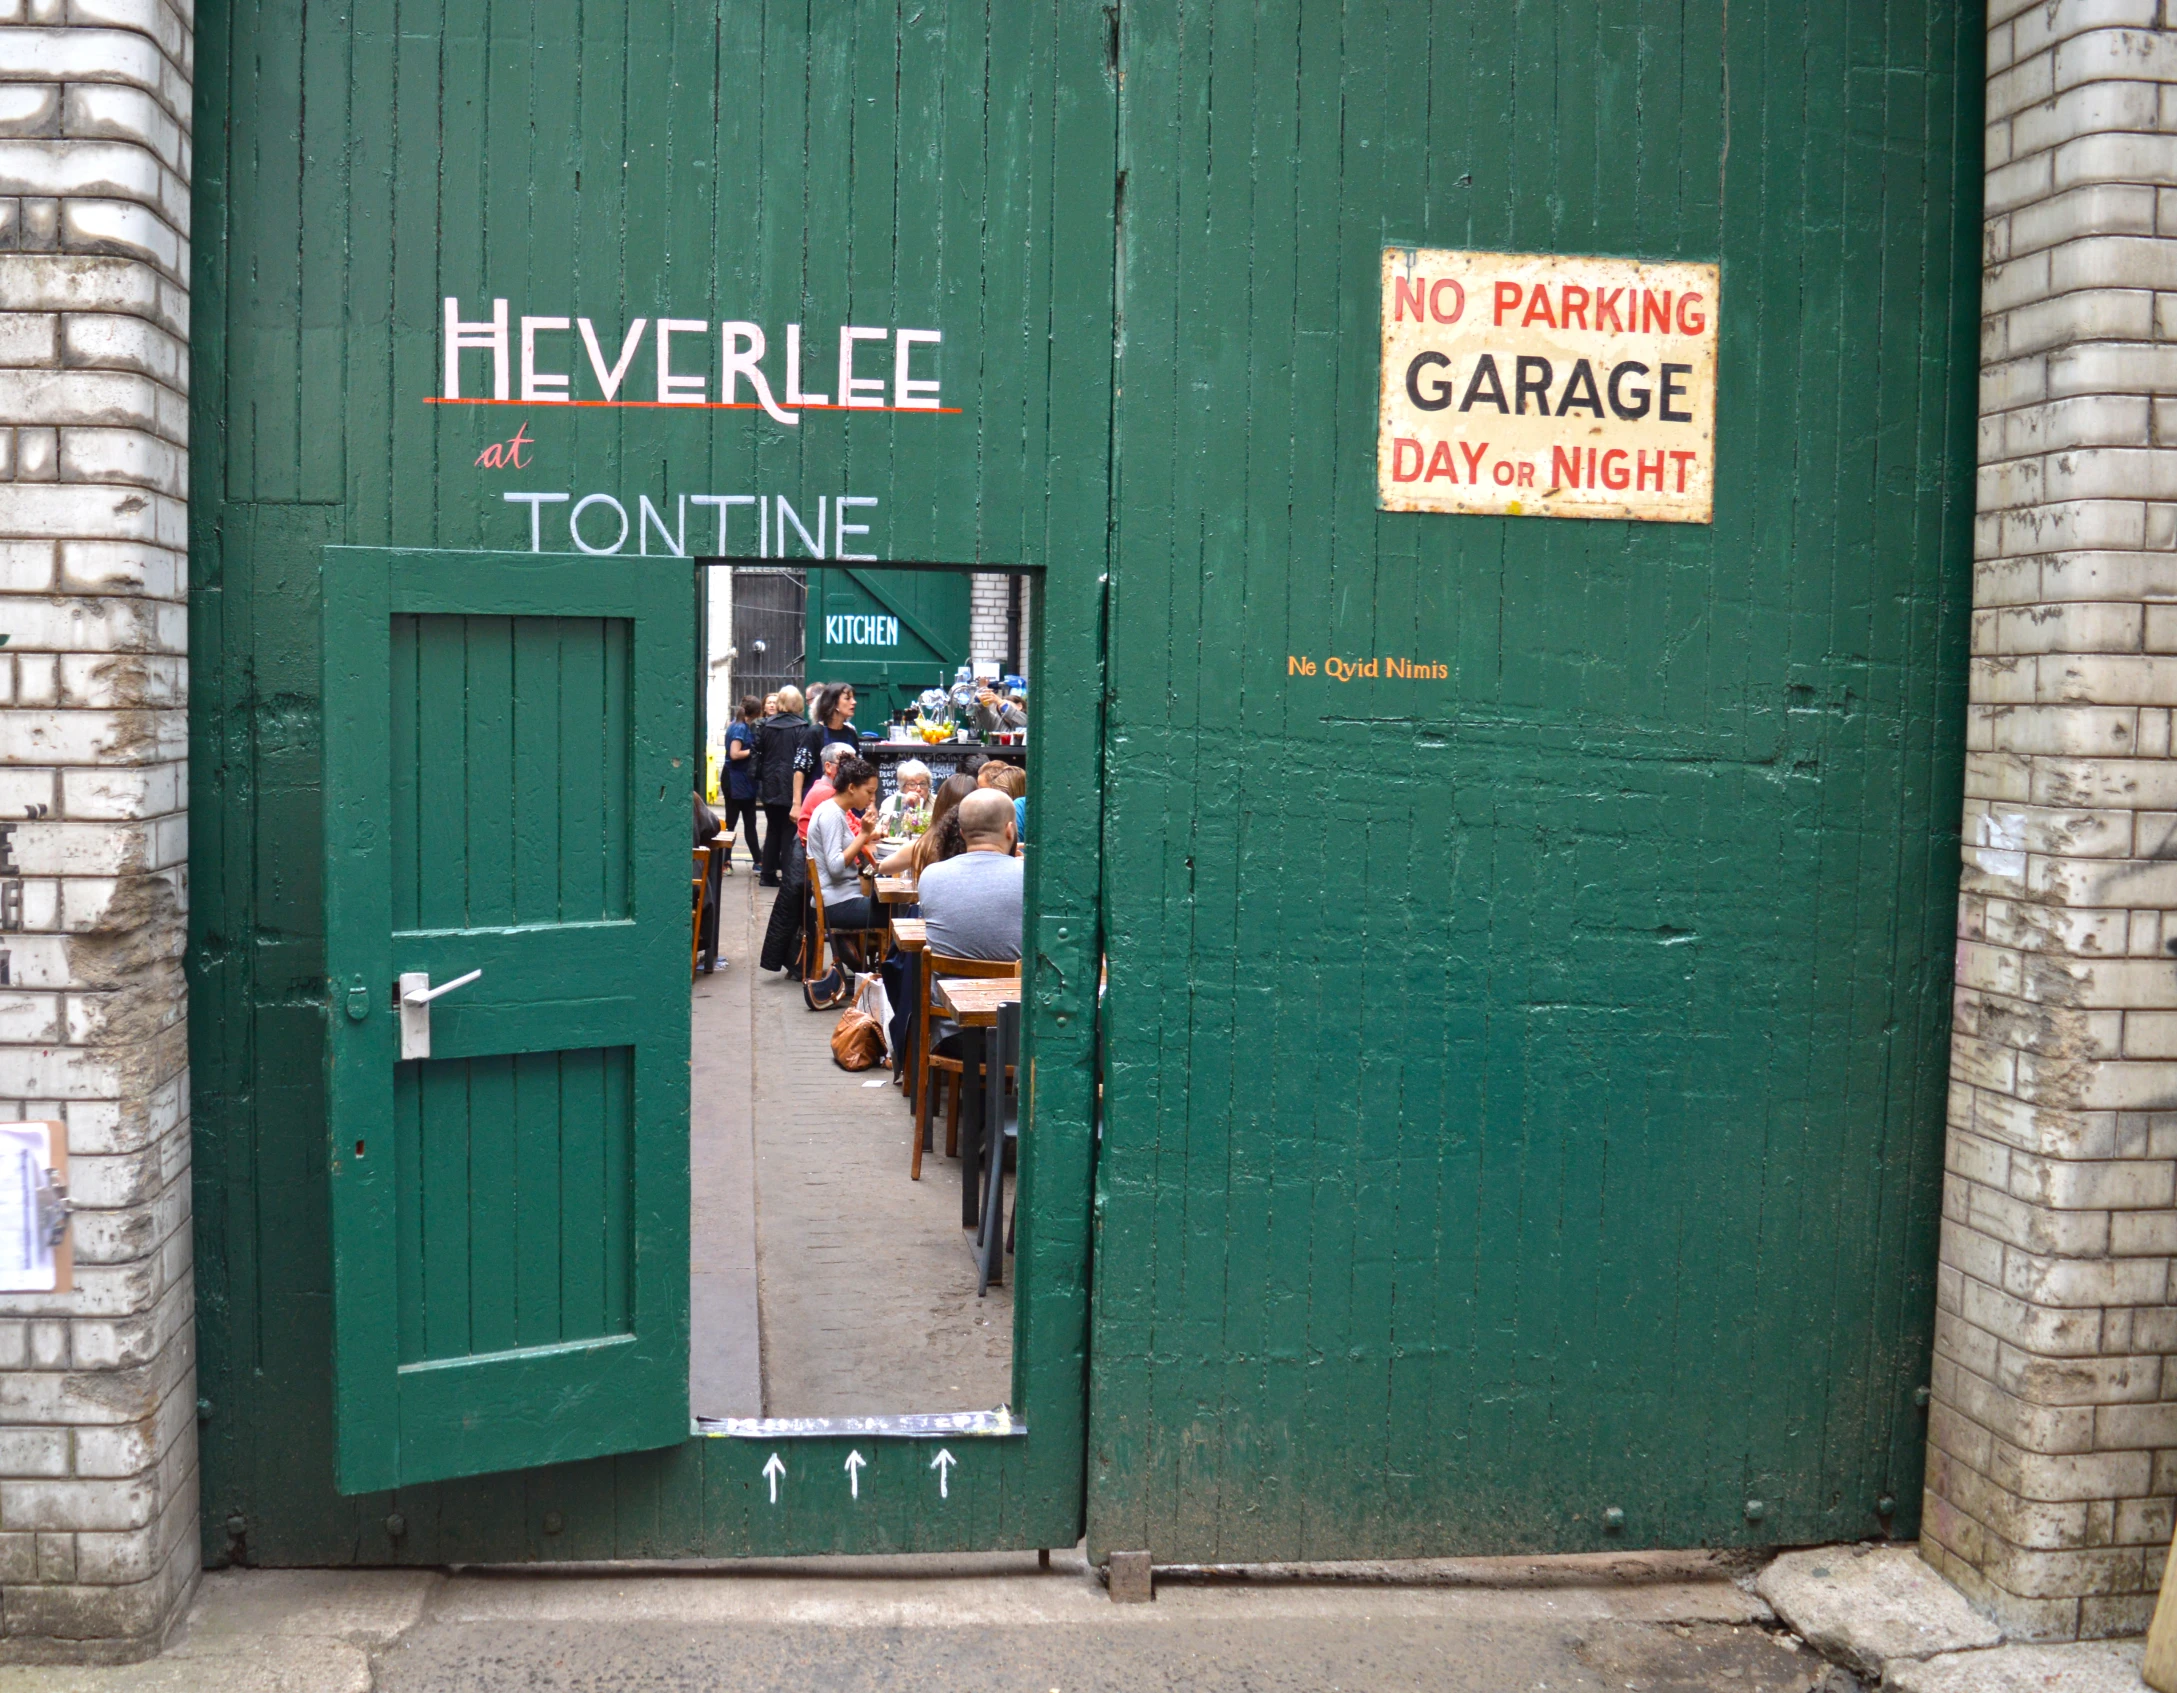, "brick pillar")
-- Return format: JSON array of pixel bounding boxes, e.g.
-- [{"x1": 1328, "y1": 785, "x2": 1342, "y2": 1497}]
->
[
  {"x1": 1923, "y1": 0, "x2": 2177, "y2": 1643},
  {"x1": 969, "y1": 571, "x2": 1011, "y2": 675},
  {"x1": 0, "y1": 0, "x2": 197, "y2": 1663}
]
